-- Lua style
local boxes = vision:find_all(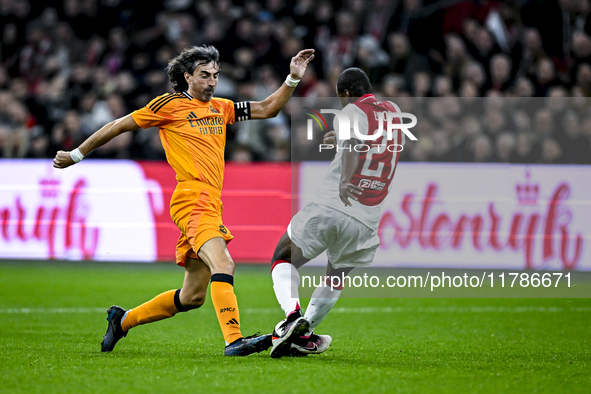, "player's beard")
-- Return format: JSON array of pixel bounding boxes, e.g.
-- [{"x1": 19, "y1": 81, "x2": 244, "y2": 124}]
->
[{"x1": 197, "y1": 87, "x2": 215, "y2": 102}]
